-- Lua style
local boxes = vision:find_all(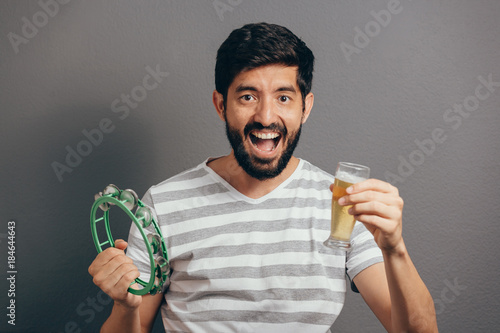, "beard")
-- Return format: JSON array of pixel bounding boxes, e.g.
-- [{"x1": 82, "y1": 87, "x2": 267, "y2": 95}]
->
[{"x1": 224, "y1": 115, "x2": 302, "y2": 181}]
